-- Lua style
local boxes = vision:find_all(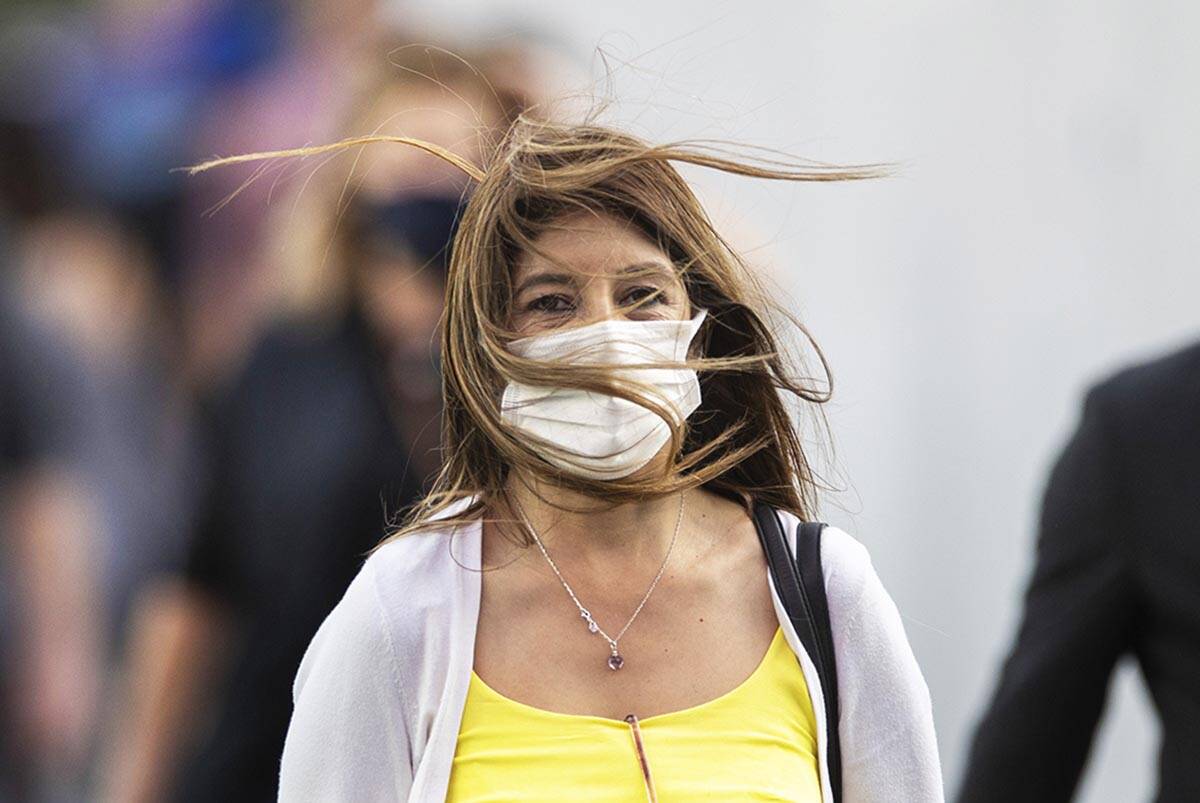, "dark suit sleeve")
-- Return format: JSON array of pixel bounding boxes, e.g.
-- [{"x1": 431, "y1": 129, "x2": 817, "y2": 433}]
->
[{"x1": 956, "y1": 385, "x2": 1137, "y2": 803}]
